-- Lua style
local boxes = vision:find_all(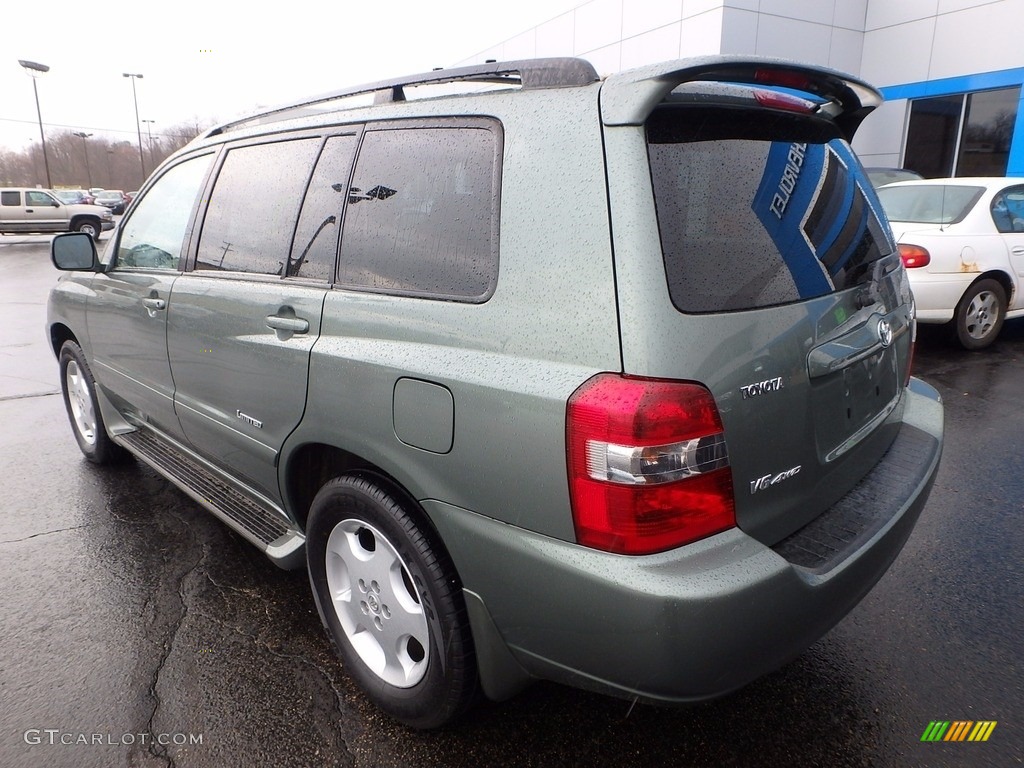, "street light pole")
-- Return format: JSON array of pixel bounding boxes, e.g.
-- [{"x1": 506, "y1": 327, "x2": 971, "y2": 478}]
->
[
  {"x1": 72, "y1": 131, "x2": 94, "y2": 188},
  {"x1": 123, "y1": 72, "x2": 146, "y2": 184},
  {"x1": 18, "y1": 59, "x2": 52, "y2": 188}
]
